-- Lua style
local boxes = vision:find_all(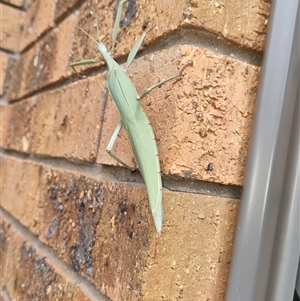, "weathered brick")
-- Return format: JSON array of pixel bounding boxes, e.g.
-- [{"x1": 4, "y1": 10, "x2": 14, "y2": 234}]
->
[
  {"x1": 0, "y1": 216, "x2": 106, "y2": 301},
  {"x1": 0, "y1": 157, "x2": 42, "y2": 234},
  {"x1": 38, "y1": 166, "x2": 154, "y2": 301},
  {"x1": 0, "y1": 4, "x2": 25, "y2": 52},
  {"x1": 20, "y1": 0, "x2": 56, "y2": 51},
  {"x1": 97, "y1": 45, "x2": 259, "y2": 186},
  {"x1": 1, "y1": 155, "x2": 239, "y2": 301},
  {"x1": 70, "y1": 0, "x2": 270, "y2": 67},
  {"x1": 0, "y1": 52, "x2": 9, "y2": 96},
  {"x1": 8, "y1": 13, "x2": 77, "y2": 101},
  {"x1": 32, "y1": 75, "x2": 103, "y2": 162},
  {"x1": 0, "y1": 98, "x2": 35, "y2": 153},
  {"x1": 1, "y1": 0, "x2": 24, "y2": 8}
]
